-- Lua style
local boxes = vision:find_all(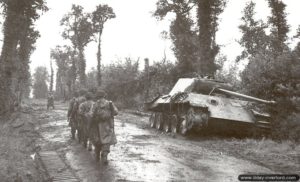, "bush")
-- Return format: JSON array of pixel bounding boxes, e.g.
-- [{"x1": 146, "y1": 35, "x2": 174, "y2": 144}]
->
[
  {"x1": 241, "y1": 48, "x2": 300, "y2": 141},
  {"x1": 272, "y1": 113, "x2": 300, "y2": 142}
]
